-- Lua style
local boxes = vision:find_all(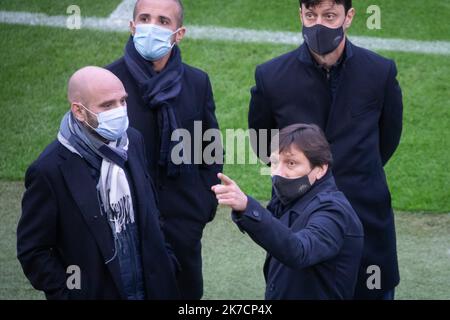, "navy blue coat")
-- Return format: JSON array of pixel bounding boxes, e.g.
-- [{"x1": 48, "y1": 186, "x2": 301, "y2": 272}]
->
[
  {"x1": 248, "y1": 40, "x2": 403, "y2": 299},
  {"x1": 17, "y1": 128, "x2": 180, "y2": 300},
  {"x1": 107, "y1": 56, "x2": 222, "y2": 299},
  {"x1": 233, "y1": 172, "x2": 364, "y2": 300}
]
